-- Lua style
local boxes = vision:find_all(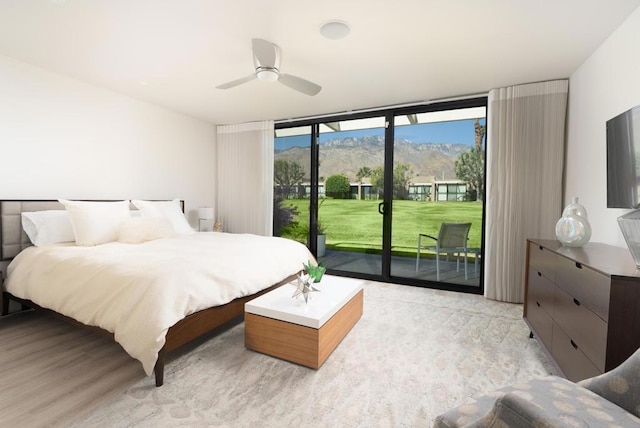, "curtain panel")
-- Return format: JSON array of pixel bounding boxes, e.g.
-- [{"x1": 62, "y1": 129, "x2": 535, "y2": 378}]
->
[
  {"x1": 216, "y1": 121, "x2": 274, "y2": 236},
  {"x1": 485, "y1": 80, "x2": 568, "y2": 303}
]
